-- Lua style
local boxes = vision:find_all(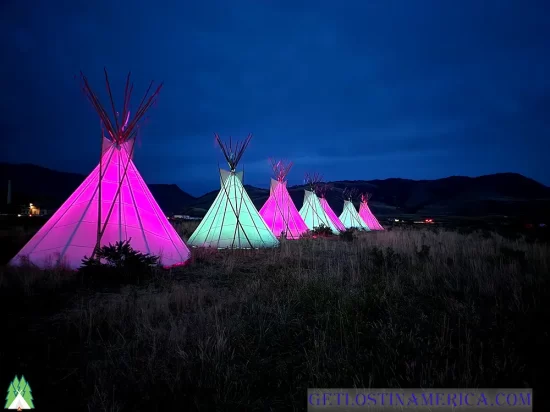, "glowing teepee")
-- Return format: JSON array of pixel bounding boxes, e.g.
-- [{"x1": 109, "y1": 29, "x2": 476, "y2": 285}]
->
[
  {"x1": 339, "y1": 188, "x2": 370, "y2": 230},
  {"x1": 359, "y1": 193, "x2": 384, "y2": 230},
  {"x1": 258, "y1": 159, "x2": 308, "y2": 239},
  {"x1": 187, "y1": 134, "x2": 279, "y2": 249},
  {"x1": 299, "y1": 173, "x2": 340, "y2": 234},
  {"x1": 9, "y1": 69, "x2": 191, "y2": 269},
  {"x1": 317, "y1": 184, "x2": 346, "y2": 232}
]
